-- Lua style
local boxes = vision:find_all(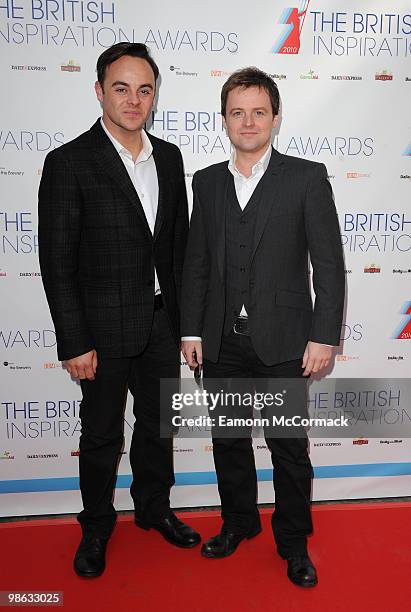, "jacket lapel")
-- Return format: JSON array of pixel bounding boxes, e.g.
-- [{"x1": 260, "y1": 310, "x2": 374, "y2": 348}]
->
[
  {"x1": 150, "y1": 137, "x2": 165, "y2": 241},
  {"x1": 89, "y1": 120, "x2": 152, "y2": 238},
  {"x1": 215, "y1": 165, "x2": 230, "y2": 280},
  {"x1": 250, "y1": 148, "x2": 284, "y2": 262}
]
